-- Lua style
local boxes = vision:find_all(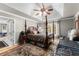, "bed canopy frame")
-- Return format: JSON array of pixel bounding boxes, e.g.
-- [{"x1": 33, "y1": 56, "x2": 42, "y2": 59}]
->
[
  {"x1": 24, "y1": 3, "x2": 54, "y2": 49},
  {"x1": 33, "y1": 3, "x2": 53, "y2": 48}
]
